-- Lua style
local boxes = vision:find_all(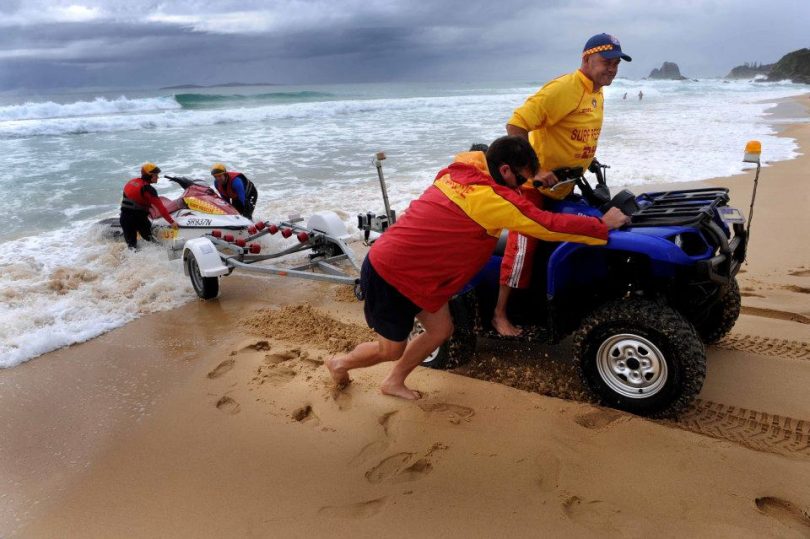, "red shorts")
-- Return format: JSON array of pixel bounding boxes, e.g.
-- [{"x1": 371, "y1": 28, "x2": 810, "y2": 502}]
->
[{"x1": 499, "y1": 188, "x2": 543, "y2": 289}]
